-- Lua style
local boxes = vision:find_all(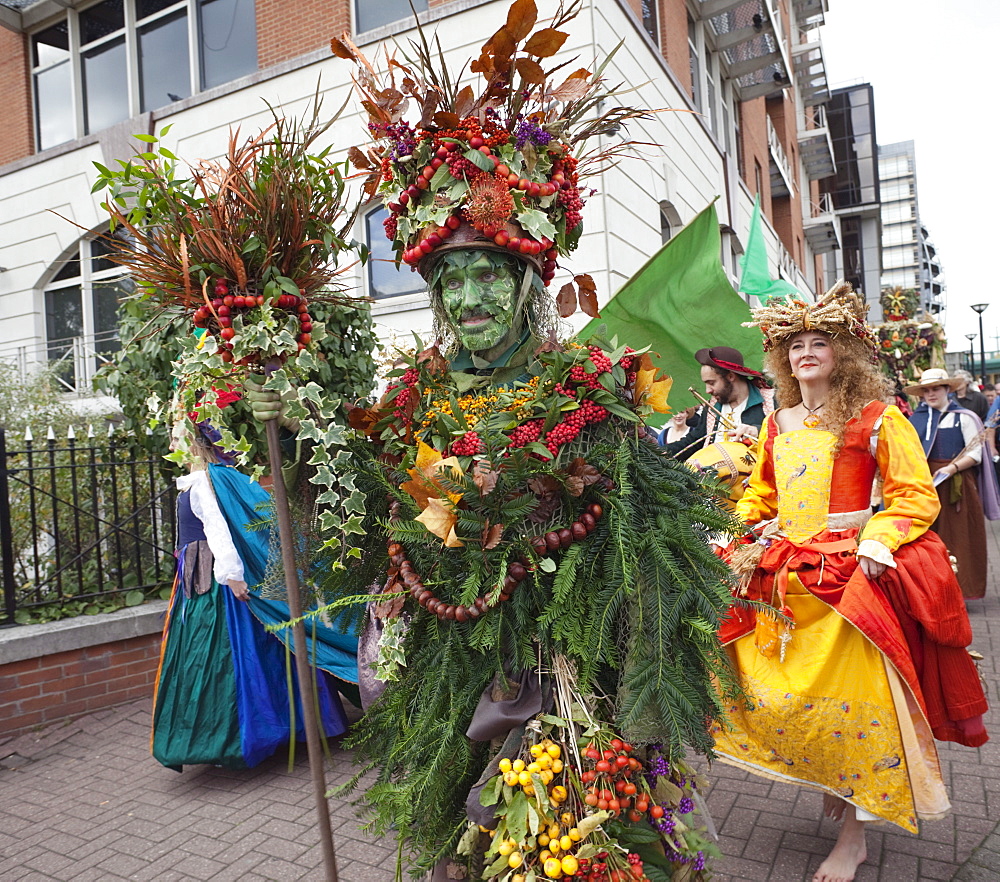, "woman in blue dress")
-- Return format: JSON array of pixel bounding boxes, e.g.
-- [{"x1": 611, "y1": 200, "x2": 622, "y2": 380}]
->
[{"x1": 151, "y1": 413, "x2": 353, "y2": 770}]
